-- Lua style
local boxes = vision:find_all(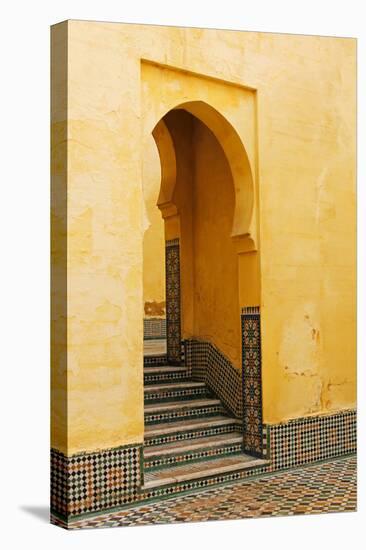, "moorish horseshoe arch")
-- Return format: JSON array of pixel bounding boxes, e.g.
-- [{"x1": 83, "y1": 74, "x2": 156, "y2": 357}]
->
[
  {"x1": 153, "y1": 101, "x2": 255, "y2": 240},
  {"x1": 149, "y1": 99, "x2": 264, "y2": 457}
]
